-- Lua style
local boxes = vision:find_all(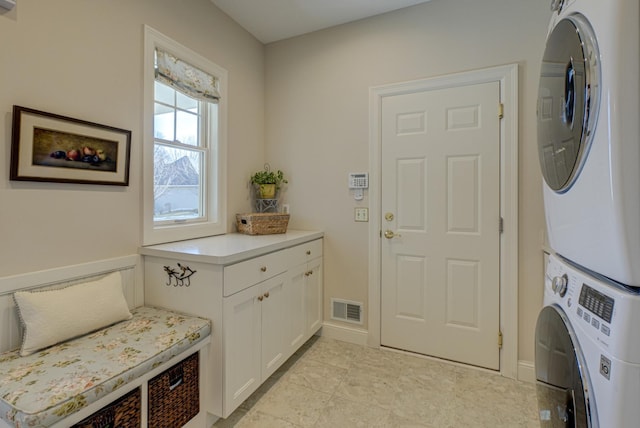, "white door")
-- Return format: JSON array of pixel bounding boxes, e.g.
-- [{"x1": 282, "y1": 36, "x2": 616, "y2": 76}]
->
[{"x1": 380, "y1": 81, "x2": 501, "y2": 370}]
